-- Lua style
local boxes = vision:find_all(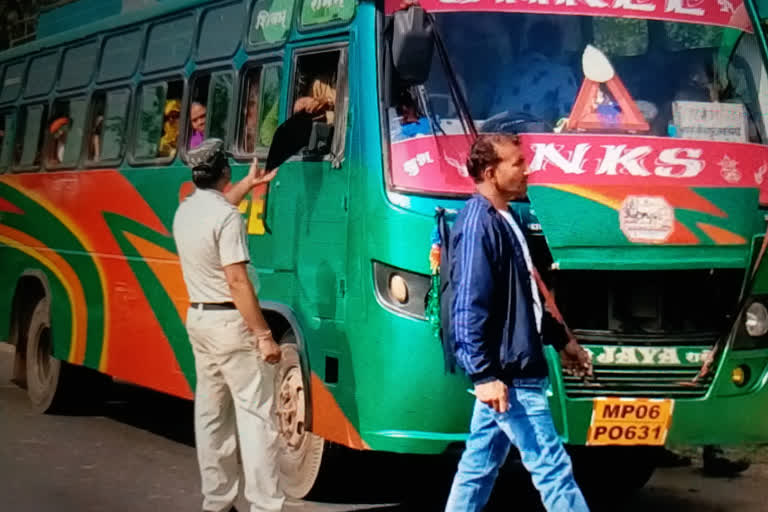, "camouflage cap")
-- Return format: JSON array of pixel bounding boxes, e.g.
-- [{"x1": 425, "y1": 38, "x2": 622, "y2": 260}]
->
[{"x1": 186, "y1": 138, "x2": 228, "y2": 168}]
